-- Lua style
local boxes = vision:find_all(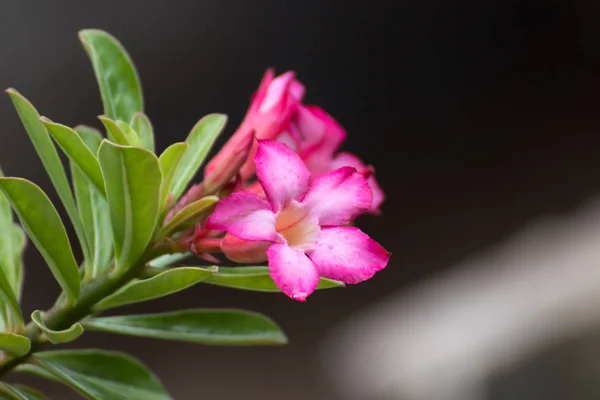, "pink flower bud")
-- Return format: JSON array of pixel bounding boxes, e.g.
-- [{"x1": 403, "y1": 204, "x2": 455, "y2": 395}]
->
[{"x1": 205, "y1": 69, "x2": 304, "y2": 181}]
